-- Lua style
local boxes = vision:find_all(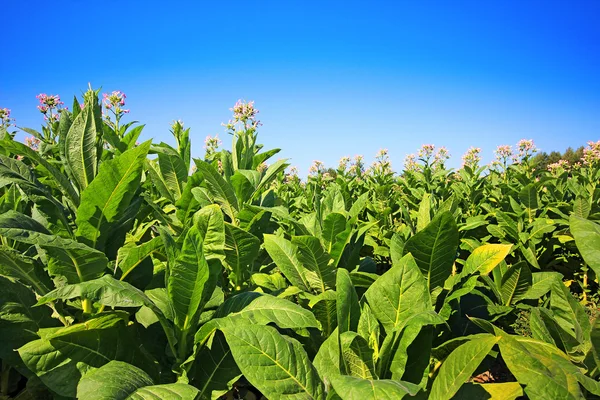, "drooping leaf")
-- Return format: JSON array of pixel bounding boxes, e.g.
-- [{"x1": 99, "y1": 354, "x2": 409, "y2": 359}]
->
[
  {"x1": 403, "y1": 211, "x2": 458, "y2": 290},
  {"x1": 224, "y1": 222, "x2": 260, "y2": 287},
  {"x1": 500, "y1": 262, "x2": 532, "y2": 305},
  {"x1": 518, "y1": 183, "x2": 539, "y2": 209}
]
